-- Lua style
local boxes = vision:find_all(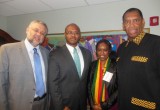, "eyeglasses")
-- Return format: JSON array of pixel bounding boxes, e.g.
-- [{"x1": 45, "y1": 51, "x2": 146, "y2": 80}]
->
[
  {"x1": 66, "y1": 31, "x2": 80, "y2": 36},
  {"x1": 31, "y1": 28, "x2": 46, "y2": 36}
]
